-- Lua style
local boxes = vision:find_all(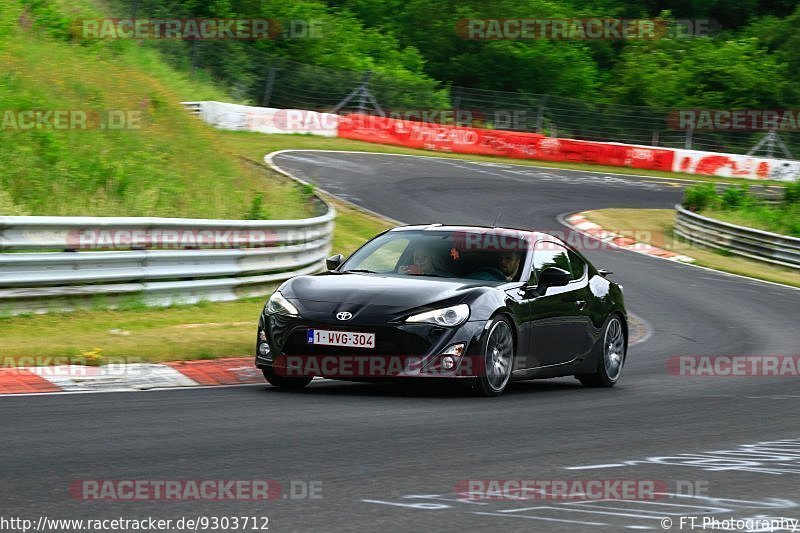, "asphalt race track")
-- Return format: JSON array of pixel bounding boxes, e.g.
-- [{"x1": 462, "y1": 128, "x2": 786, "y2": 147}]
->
[{"x1": 3, "y1": 151, "x2": 799, "y2": 532}]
